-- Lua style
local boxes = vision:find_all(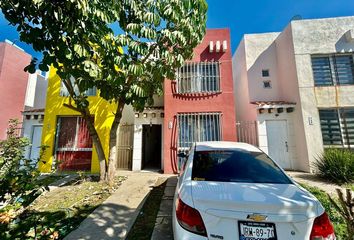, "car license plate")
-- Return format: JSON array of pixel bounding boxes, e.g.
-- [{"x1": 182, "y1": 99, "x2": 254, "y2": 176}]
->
[{"x1": 238, "y1": 221, "x2": 277, "y2": 240}]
